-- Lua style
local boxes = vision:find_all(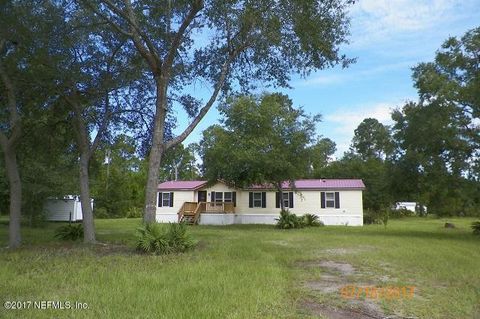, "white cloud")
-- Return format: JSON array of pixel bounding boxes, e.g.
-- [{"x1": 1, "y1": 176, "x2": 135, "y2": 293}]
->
[
  {"x1": 349, "y1": 0, "x2": 478, "y2": 48},
  {"x1": 300, "y1": 60, "x2": 416, "y2": 87},
  {"x1": 324, "y1": 101, "x2": 411, "y2": 156}
]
